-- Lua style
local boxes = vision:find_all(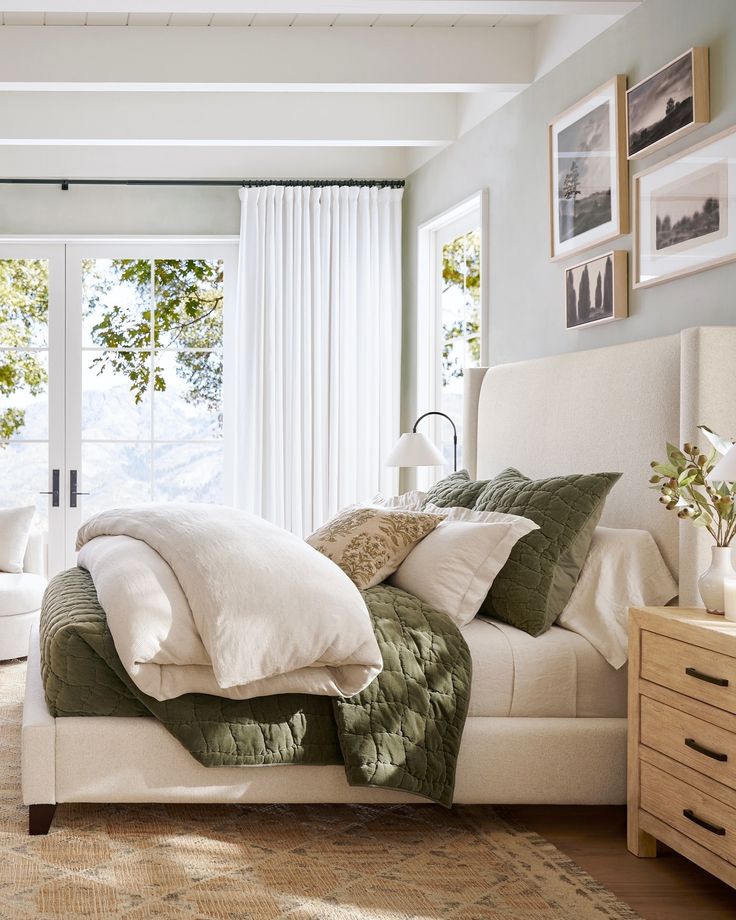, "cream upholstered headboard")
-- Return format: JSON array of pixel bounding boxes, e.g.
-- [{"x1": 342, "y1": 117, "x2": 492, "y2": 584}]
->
[{"x1": 464, "y1": 326, "x2": 736, "y2": 606}]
